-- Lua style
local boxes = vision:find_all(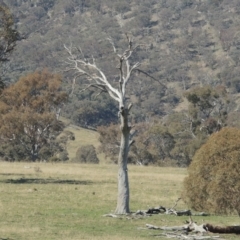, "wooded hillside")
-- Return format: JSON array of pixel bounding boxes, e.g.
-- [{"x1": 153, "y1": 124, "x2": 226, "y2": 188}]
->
[{"x1": 1, "y1": 0, "x2": 240, "y2": 164}]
